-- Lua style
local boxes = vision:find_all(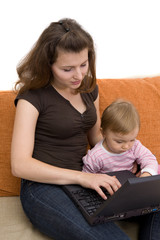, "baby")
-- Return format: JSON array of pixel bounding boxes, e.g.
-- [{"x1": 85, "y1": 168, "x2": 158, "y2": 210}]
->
[{"x1": 83, "y1": 99, "x2": 158, "y2": 177}]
